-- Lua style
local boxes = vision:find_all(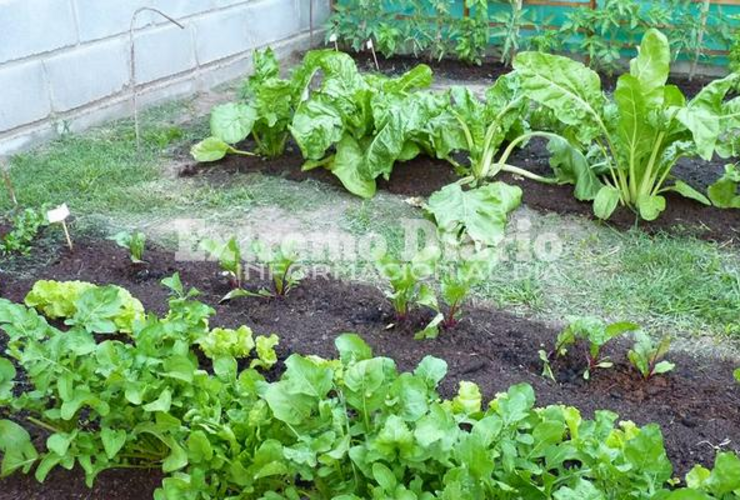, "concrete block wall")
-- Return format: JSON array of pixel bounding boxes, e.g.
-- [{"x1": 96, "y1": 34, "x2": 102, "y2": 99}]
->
[{"x1": 0, "y1": 0, "x2": 332, "y2": 154}]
